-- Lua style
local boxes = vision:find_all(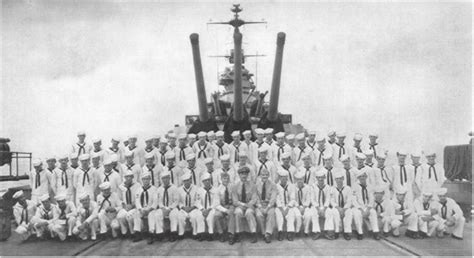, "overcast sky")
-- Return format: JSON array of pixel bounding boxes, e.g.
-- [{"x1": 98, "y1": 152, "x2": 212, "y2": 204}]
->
[{"x1": 1, "y1": 0, "x2": 472, "y2": 161}]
